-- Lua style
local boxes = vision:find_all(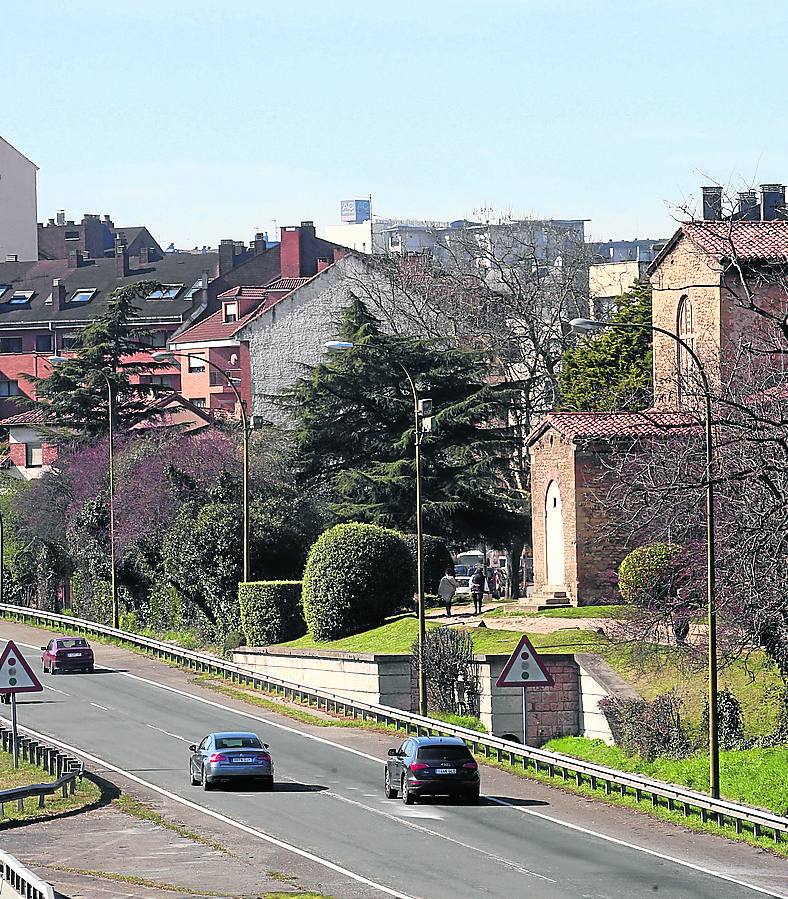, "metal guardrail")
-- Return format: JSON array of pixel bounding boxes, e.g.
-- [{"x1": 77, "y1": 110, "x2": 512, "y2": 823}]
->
[
  {"x1": 0, "y1": 724, "x2": 84, "y2": 819},
  {"x1": 2, "y1": 602, "x2": 786, "y2": 843},
  {"x1": 0, "y1": 849, "x2": 55, "y2": 899}
]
